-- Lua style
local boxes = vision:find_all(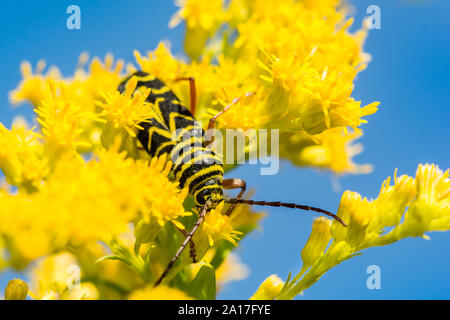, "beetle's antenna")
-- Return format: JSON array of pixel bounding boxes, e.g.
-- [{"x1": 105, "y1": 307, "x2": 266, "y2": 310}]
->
[{"x1": 225, "y1": 198, "x2": 347, "y2": 227}]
